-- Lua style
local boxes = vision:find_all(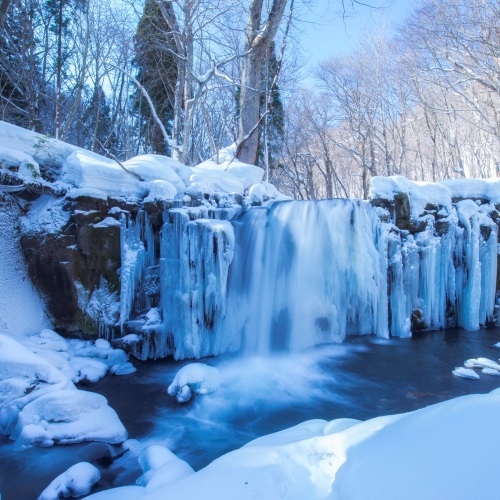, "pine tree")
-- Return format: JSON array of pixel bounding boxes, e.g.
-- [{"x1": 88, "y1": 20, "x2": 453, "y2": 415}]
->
[
  {"x1": 0, "y1": 0, "x2": 44, "y2": 130},
  {"x1": 132, "y1": 0, "x2": 177, "y2": 155}
]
